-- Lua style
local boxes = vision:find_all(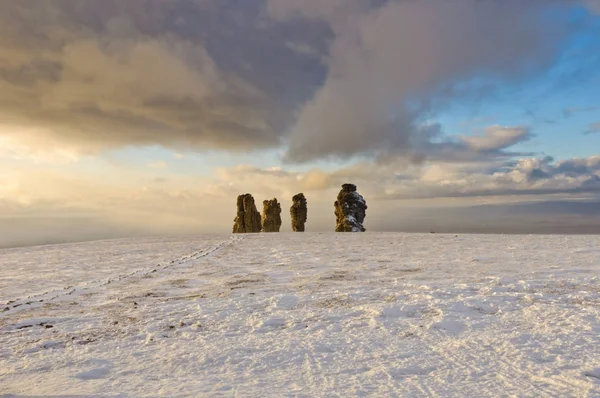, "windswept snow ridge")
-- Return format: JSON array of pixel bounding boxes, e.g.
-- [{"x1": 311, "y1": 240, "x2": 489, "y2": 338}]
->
[{"x1": 0, "y1": 233, "x2": 599, "y2": 397}]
